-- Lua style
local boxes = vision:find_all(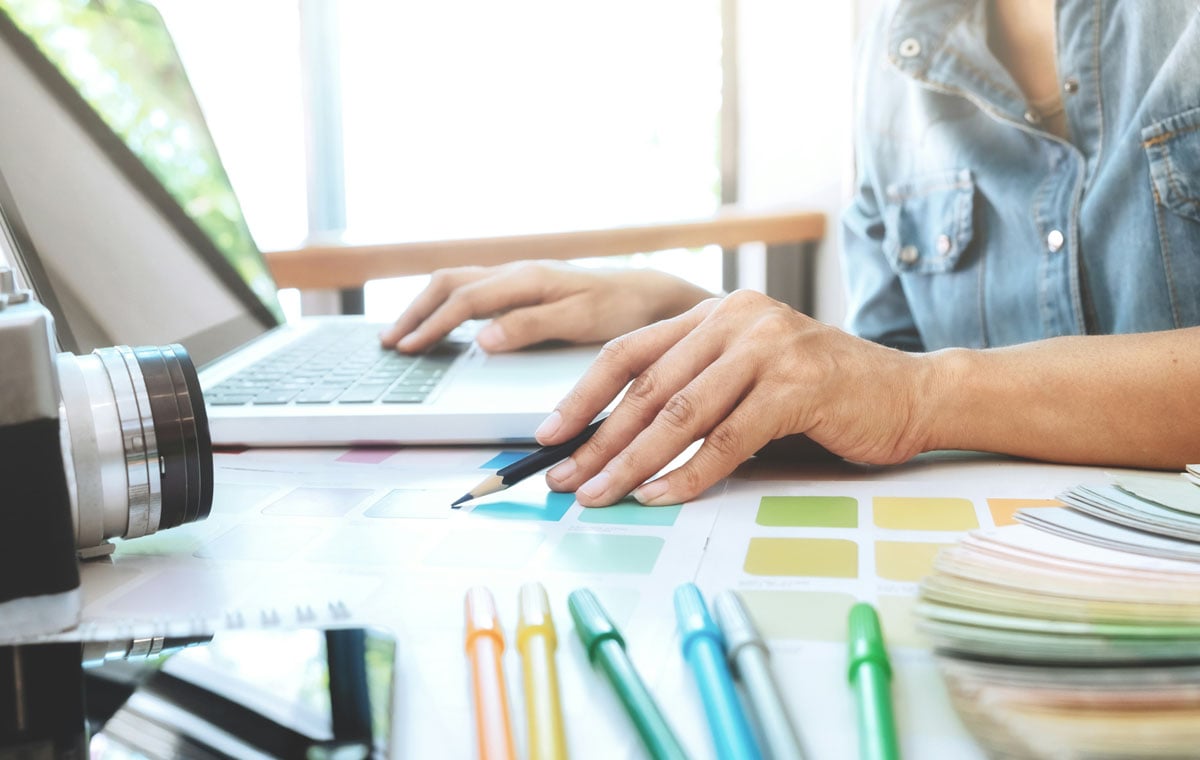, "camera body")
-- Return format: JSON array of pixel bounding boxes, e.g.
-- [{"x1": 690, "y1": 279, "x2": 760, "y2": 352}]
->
[
  {"x1": 0, "y1": 268, "x2": 213, "y2": 640},
  {"x1": 0, "y1": 275, "x2": 80, "y2": 640}
]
